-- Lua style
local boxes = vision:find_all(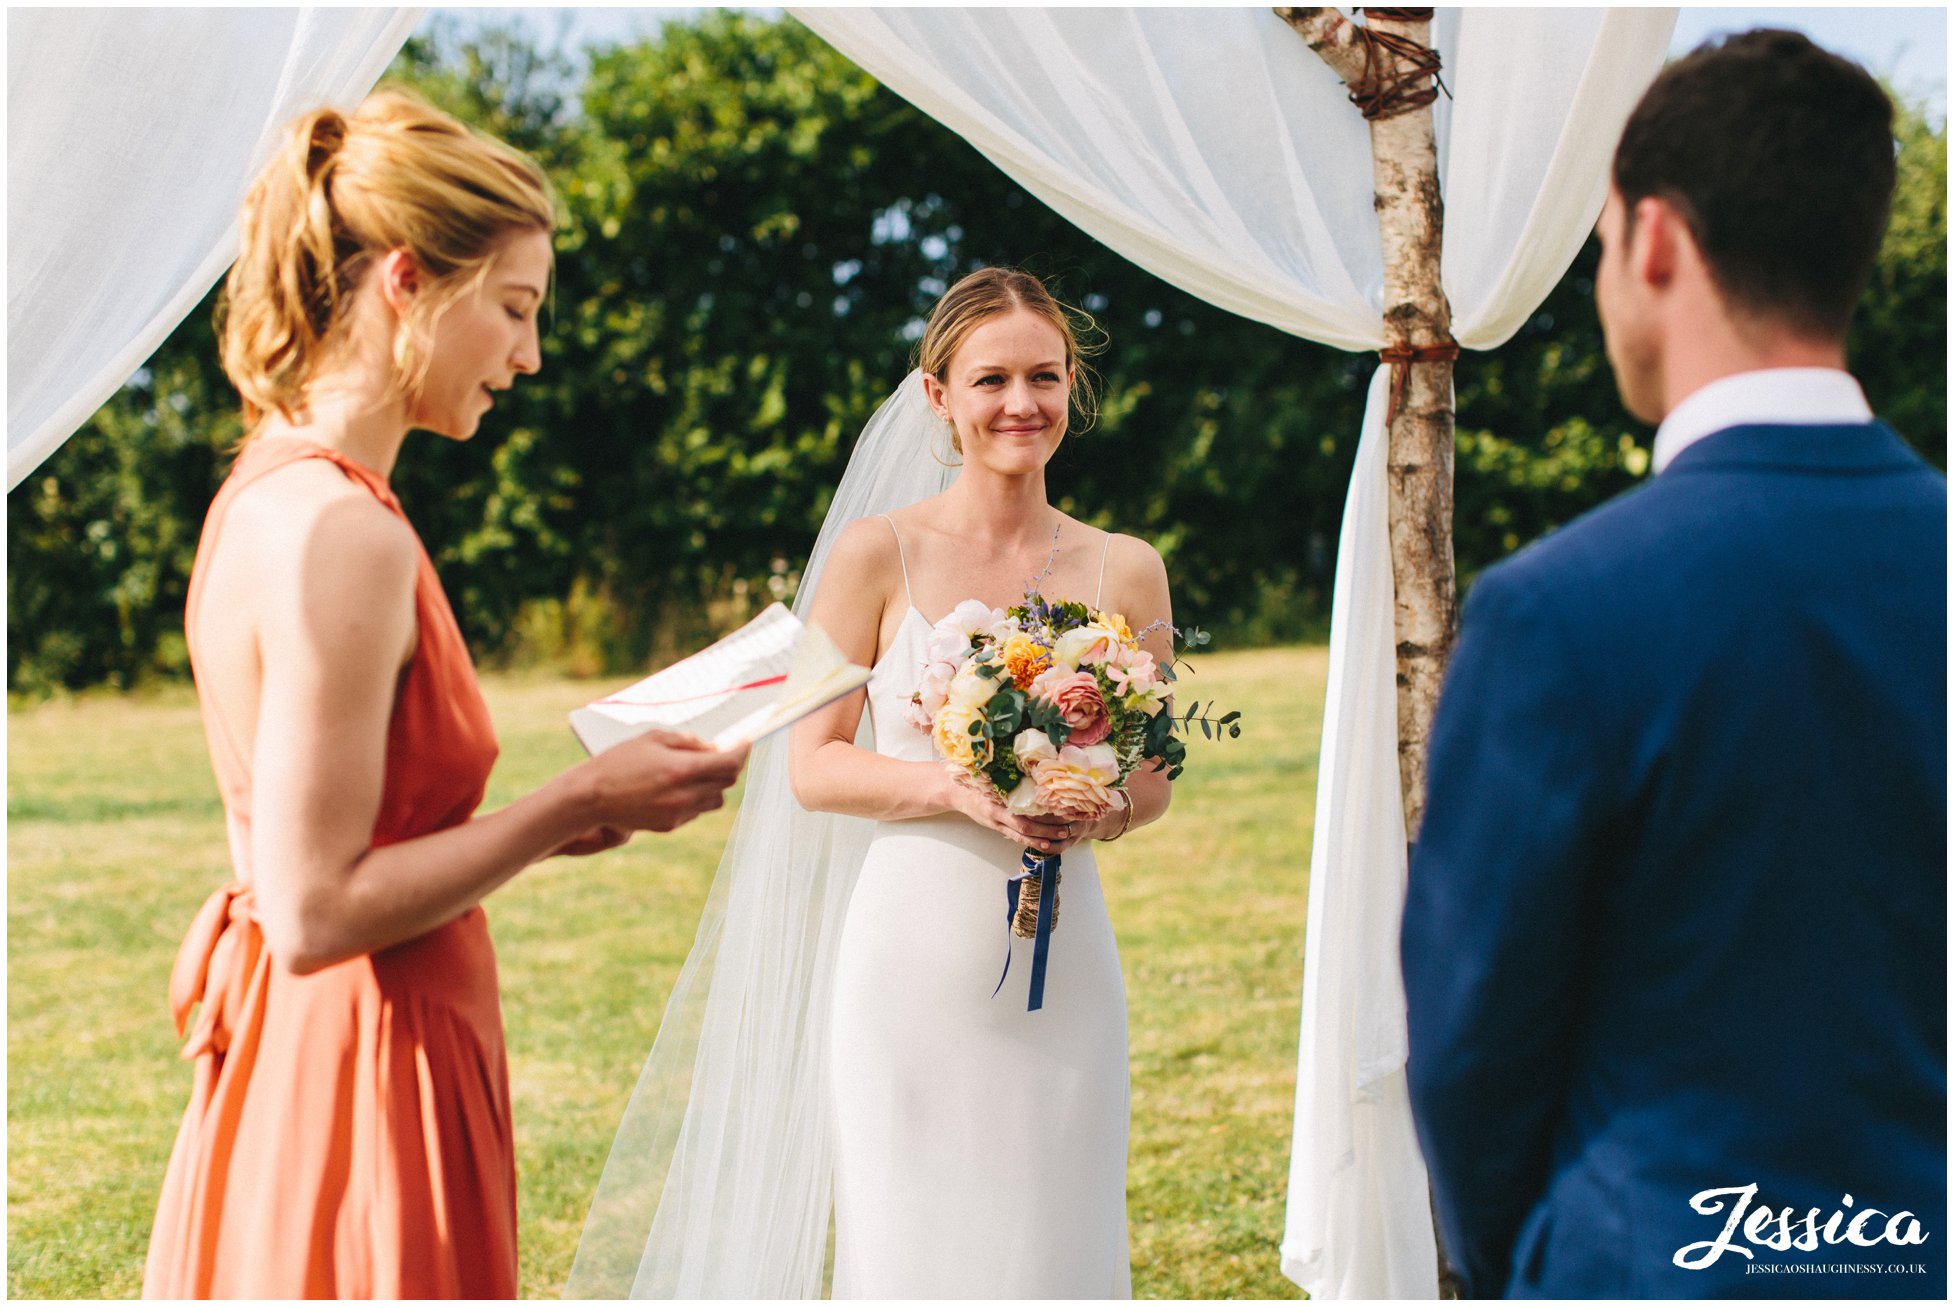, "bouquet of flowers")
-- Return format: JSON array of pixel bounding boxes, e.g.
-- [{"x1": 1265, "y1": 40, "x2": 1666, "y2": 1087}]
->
[{"x1": 909, "y1": 588, "x2": 1239, "y2": 1009}]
